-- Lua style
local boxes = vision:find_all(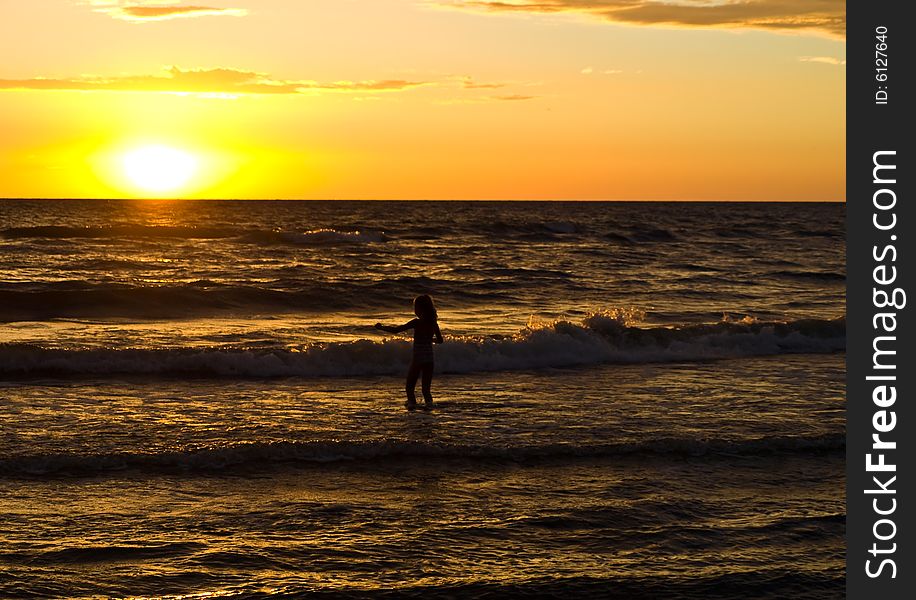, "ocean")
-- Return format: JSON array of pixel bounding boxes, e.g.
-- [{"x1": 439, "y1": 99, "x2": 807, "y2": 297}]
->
[{"x1": 0, "y1": 200, "x2": 845, "y2": 598}]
